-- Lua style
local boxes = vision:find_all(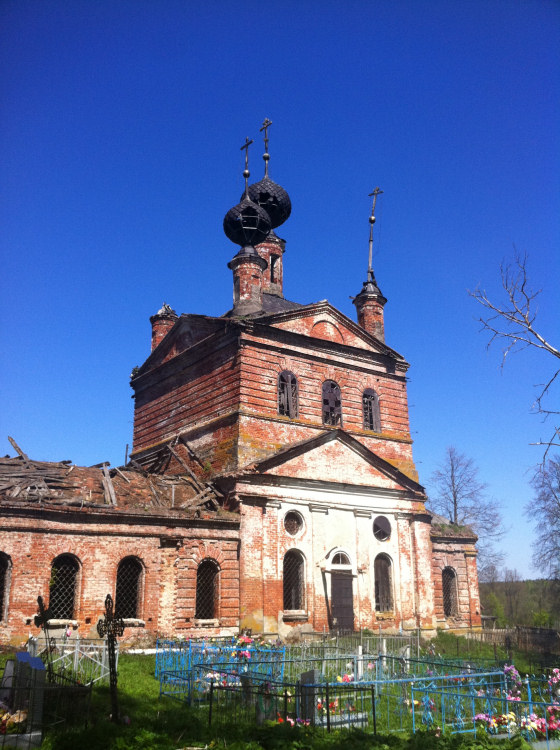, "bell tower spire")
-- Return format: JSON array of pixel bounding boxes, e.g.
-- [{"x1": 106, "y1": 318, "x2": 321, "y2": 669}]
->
[
  {"x1": 353, "y1": 188, "x2": 387, "y2": 342},
  {"x1": 224, "y1": 136, "x2": 270, "y2": 315},
  {"x1": 247, "y1": 118, "x2": 292, "y2": 298}
]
